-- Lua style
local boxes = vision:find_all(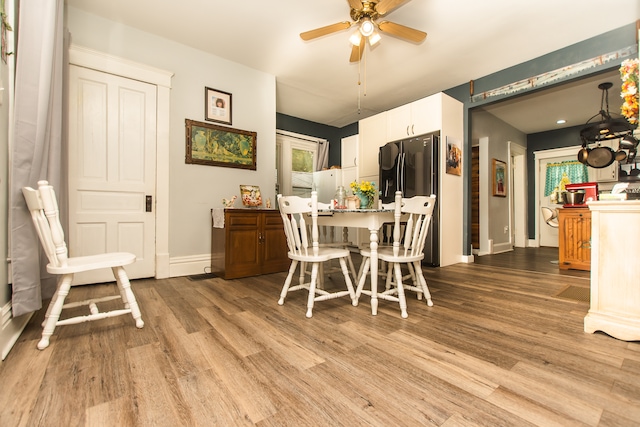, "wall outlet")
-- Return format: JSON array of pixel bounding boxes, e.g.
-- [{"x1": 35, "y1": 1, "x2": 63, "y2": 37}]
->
[{"x1": 503, "y1": 226, "x2": 509, "y2": 234}]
